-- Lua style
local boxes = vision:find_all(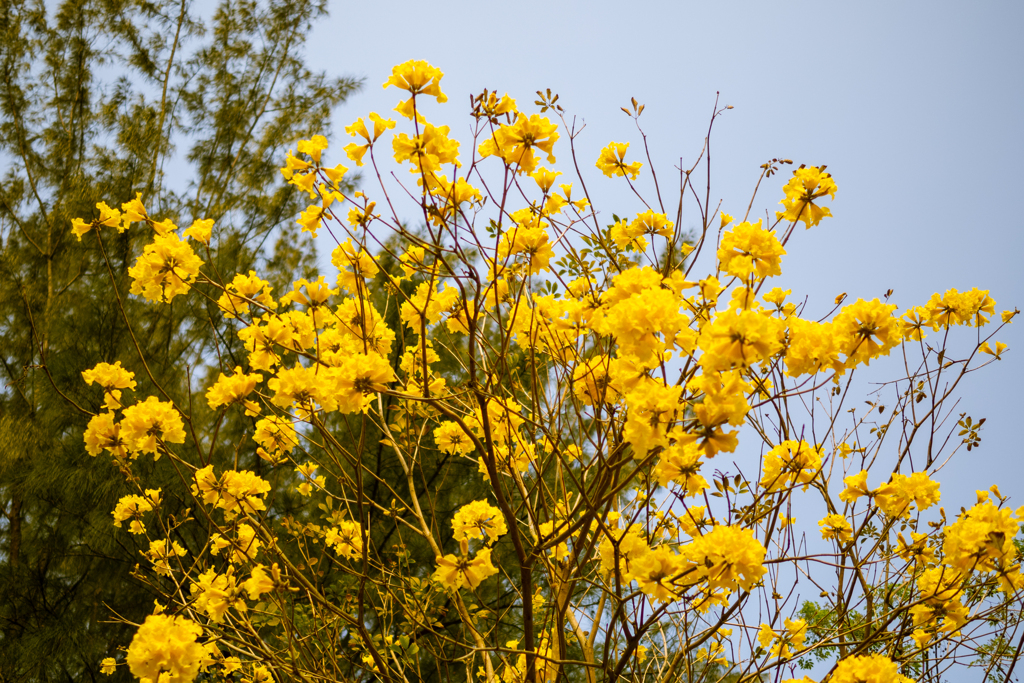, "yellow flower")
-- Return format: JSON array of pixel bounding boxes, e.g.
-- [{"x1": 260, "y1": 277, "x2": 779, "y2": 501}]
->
[
  {"x1": 979, "y1": 340, "x2": 1008, "y2": 359},
  {"x1": 296, "y1": 187, "x2": 344, "y2": 237},
  {"x1": 71, "y1": 201, "x2": 124, "y2": 241},
  {"x1": 923, "y1": 287, "x2": 996, "y2": 329},
  {"x1": 82, "y1": 361, "x2": 137, "y2": 410},
  {"x1": 331, "y1": 239, "x2": 380, "y2": 294},
  {"x1": 183, "y1": 218, "x2": 213, "y2": 244},
  {"x1": 206, "y1": 366, "x2": 263, "y2": 416},
  {"x1": 610, "y1": 210, "x2": 673, "y2": 251},
  {"x1": 214, "y1": 523, "x2": 260, "y2": 564},
  {"x1": 112, "y1": 492, "x2": 159, "y2": 534},
  {"x1": 433, "y1": 548, "x2": 498, "y2": 590},
  {"x1": 434, "y1": 421, "x2": 475, "y2": 455},
  {"x1": 296, "y1": 135, "x2": 329, "y2": 164},
  {"x1": 120, "y1": 396, "x2": 185, "y2": 457},
  {"x1": 776, "y1": 166, "x2": 836, "y2": 228},
  {"x1": 652, "y1": 442, "x2": 709, "y2": 497},
  {"x1": 100, "y1": 657, "x2": 117, "y2": 675},
  {"x1": 190, "y1": 568, "x2": 246, "y2": 623},
  {"x1": 345, "y1": 112, "x2": 396, "y2": 164},
  {"x1": 757, "y1": 623, "x2": 777, "y2": 652},
  {"x1": 832, "y1": 298, "x2": 901, "y2": 367},
  {"x1": 687, "y1": 524, "x2": 767, "y2": 593},
  {"x1": 331, "y1": 352, "x2": 396, "y2": 414},
  {"x1": 244, "y1": 665, "x2": 274, "y2": 683},
  {"x1": 598, "y1": 524, "x2": 651, "y2": 582},
  {"x1": 392, "y1": 123, "x2": 461, "y2": 173},
  {"x1": 759, "y1": 440, "x2": 823, "y2": 493},
  {"x1": 831, "y1": 654, "x2": 902, "y2": 683},
  {"x1": 267, "y1": 364, "x2": 333, "y2": 413},
  {"x1": 192, "y1": 466, "x2": 271, "y2": 519},
  {"x1": 83, "y1": 412, "x2": 128, "y2": 459},
  {"x1": 242, "y1": 564, "x2": 279, "y2": 600},
  {"x1": 943, "y1": 501, "x2": 1022, "y2": 591},
  {"x1": 632, "y1": 545, "x2": 689, "y2": 602},
  {"x1": 478, "y1": 113, "x2": 559, "y2": 175},
  {"x1": 698, "y1": 308, "x2": 786, "y2": 373},
  {"x1": 452, "y1": 500, "x2": 507, "y2": 544},
  {"x1": 571, "y1": 355, "x2": 619, "y2": 406},
  {"x1": 785, "y1": 317, "x2": 845, "y2": 377},
  {"x1": 217, "y1": 270, "x2": 276, "y2": 319},
  {"x1": 839, "y1": 469, "x2": 870, "y2": 504},
  {"x1": 621, "y1": 381, "x2": 686, "y2": 456},
  {"x1": 818, "y1": 513, "x2": 853, "y2": 543},
  {"x1": 253, "y1": 414, "x2": 297, "y2": 463},
  {"x1": 763, "y1": 287, "x2": 790, "y2": 306},
  {"x1": 874, "y1": 472, "x2": 940, "y2": 519},
  {"x1": 326, "y1": 520, "x2": 364, "y2": 560},
  {"x1": 895, "y1": 531, "x2": 936, "y2": 566},
  {"x1": 497, "y1": 220, "x2": 554, "y2": 275},
  {"x1": 128, "y1": 233, "x2": 204, "y2": 303},
  {"x1": 120, "y1": 192, "x2": 147, "y2": 227},
  {"x1": 383, "y1": 60, "x2": 448, "y2": 120},
  {"x1": 531, "y1": 166, "x2": 562, "y2": 193},
  {"x1": 473, "y1": 90, "x2": 517, "y2": 120},
  {"x1": 126, "y1": 614, "x2": 205, "y2": 683},
  {"x1": 595, "y1": 141, "x2": 642, "y2": 180},
  {"x1": 716, "y1": 219, "x2": 785, "y2": 280},
  {"x1": 144, "y1": 538, "x2": 187, "y2": 576}
]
